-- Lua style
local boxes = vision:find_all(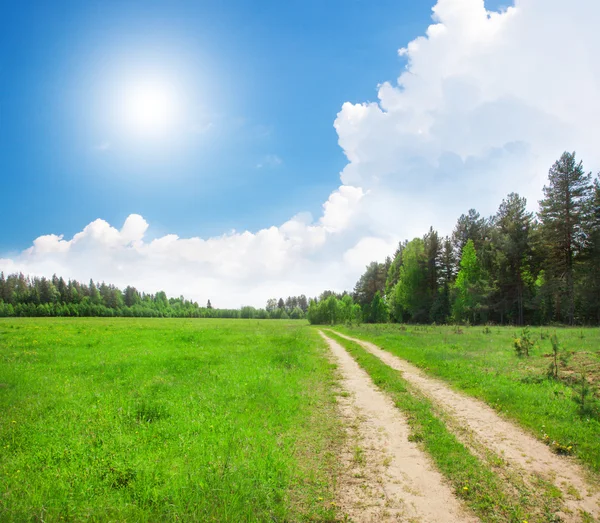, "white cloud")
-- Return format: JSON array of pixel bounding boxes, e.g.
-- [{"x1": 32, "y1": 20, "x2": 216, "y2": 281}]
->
[
  {"x1": 4, "y1": 0, "x2": 600, "y2": 306},
  {"x1": 256, "y1": 154, "x2": 283, "y2": 169}
]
